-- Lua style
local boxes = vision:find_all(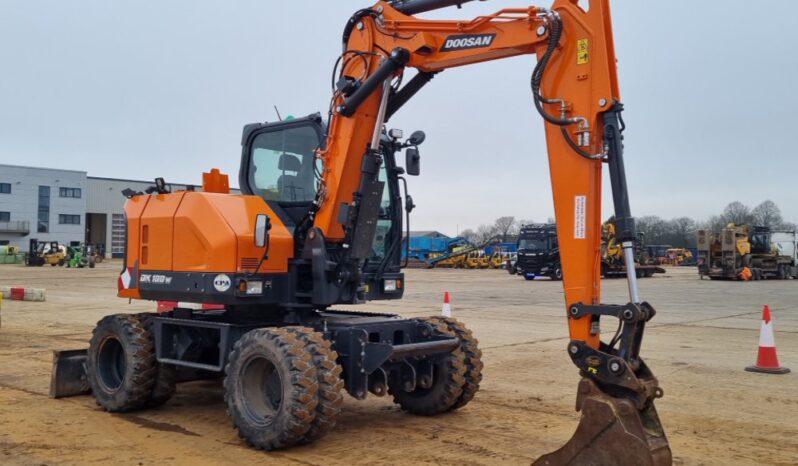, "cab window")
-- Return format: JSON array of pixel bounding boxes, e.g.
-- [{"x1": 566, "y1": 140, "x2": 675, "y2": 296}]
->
[{"x1": 249, "y1": 125, "x2": 319, "y2": 202}]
